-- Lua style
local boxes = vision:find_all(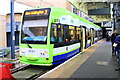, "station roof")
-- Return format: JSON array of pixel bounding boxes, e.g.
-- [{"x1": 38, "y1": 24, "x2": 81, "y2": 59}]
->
[{"x1": 1, "y1": 0, "x2": 119, "y2": 16}]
